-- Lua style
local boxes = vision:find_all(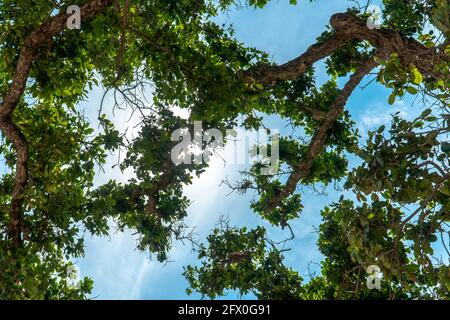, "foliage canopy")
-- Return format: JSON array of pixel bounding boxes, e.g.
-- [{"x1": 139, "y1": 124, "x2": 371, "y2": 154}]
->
[{"x1": 0, "y1": 0, "x2": 449, "y2": 299}]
